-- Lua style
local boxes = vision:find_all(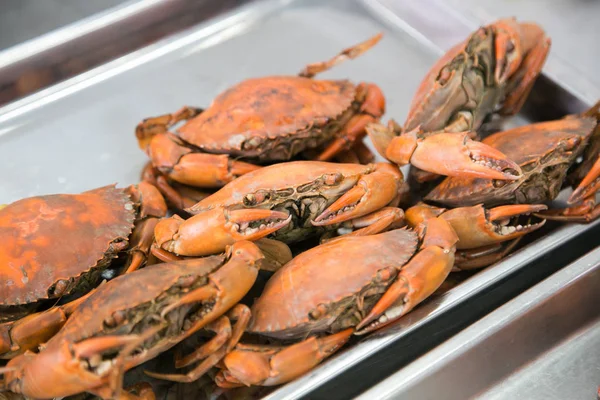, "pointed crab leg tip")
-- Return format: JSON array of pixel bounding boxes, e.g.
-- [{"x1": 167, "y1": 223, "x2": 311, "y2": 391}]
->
[
  {"x1": 488, "y1": 204, "x2": 548, "y2": 221},
  {"x1": 320, "y1": 328, "x2": 353, "y2": 352},
  {"x1": 568, "y1": 164, "x2": 600, "y2": 204}
]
